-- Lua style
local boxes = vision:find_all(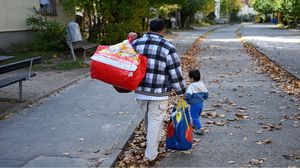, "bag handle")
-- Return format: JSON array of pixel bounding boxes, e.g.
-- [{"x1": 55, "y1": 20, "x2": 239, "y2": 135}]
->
[
  {"x1": 172, "y1": 98, "x2": 190, "y2": 129},
  {"x1": 176, "y1": 98, "x2": 187, "y2": 110}
]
